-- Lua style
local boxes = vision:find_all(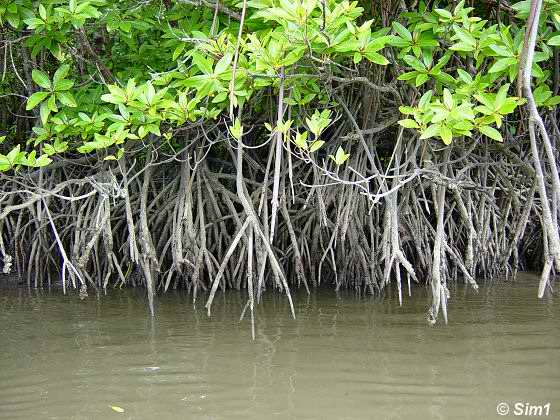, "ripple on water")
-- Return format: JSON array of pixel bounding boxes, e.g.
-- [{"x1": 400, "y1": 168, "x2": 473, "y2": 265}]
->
[{"x1": 0, "y1": 277, "x2": 559, "y2": 420}]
